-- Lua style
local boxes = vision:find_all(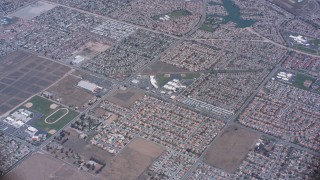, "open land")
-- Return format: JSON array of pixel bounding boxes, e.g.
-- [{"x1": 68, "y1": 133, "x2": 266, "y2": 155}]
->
[
  {"x1": 0, "y1": 0, "x2": 35, "y2": 16},
  {"x1": 72, "y1": 41, "x2": 110, "y2": 60},
  {"x1": 106, "y1": 88, "x2": 144, "y2": 108},
  {"x1": 99, "y1": 138, "x2": 165, "y2": 180},
  {"x1": 45, "y1": 128, "x2": 114, "y2": 174},
  {"x1": 204, "y1": 125, "x2": 260, "y2": 173},
  {"x1": 10, "y1": 1, "x2": 56, "y2": 20},
  {"x1": 0, "y1": 50, "x2": 70, "y2": 115},
  {"x1": 47, "y1": 75, "x2": 95, "y2": 111},
  {"x1": 3, "y1": 152, "x2": 94, "y2": 180}
]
